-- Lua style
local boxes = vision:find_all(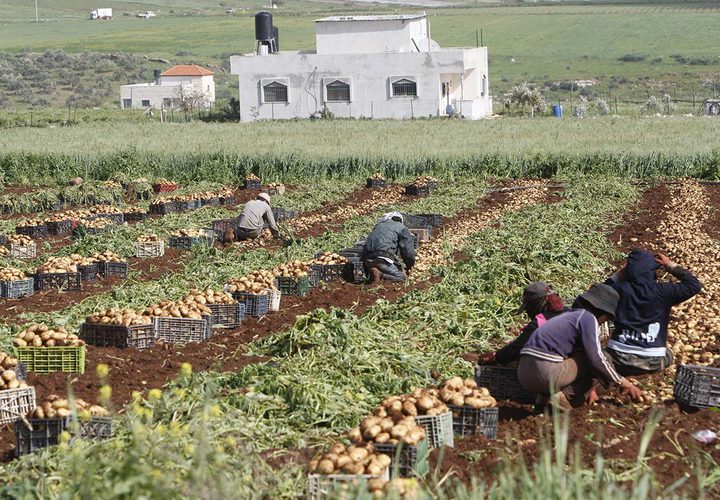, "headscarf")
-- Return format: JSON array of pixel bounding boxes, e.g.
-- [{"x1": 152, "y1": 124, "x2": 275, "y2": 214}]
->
[{"x1": 378, "y1": 211, "x2": 403, "y2": 224}]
